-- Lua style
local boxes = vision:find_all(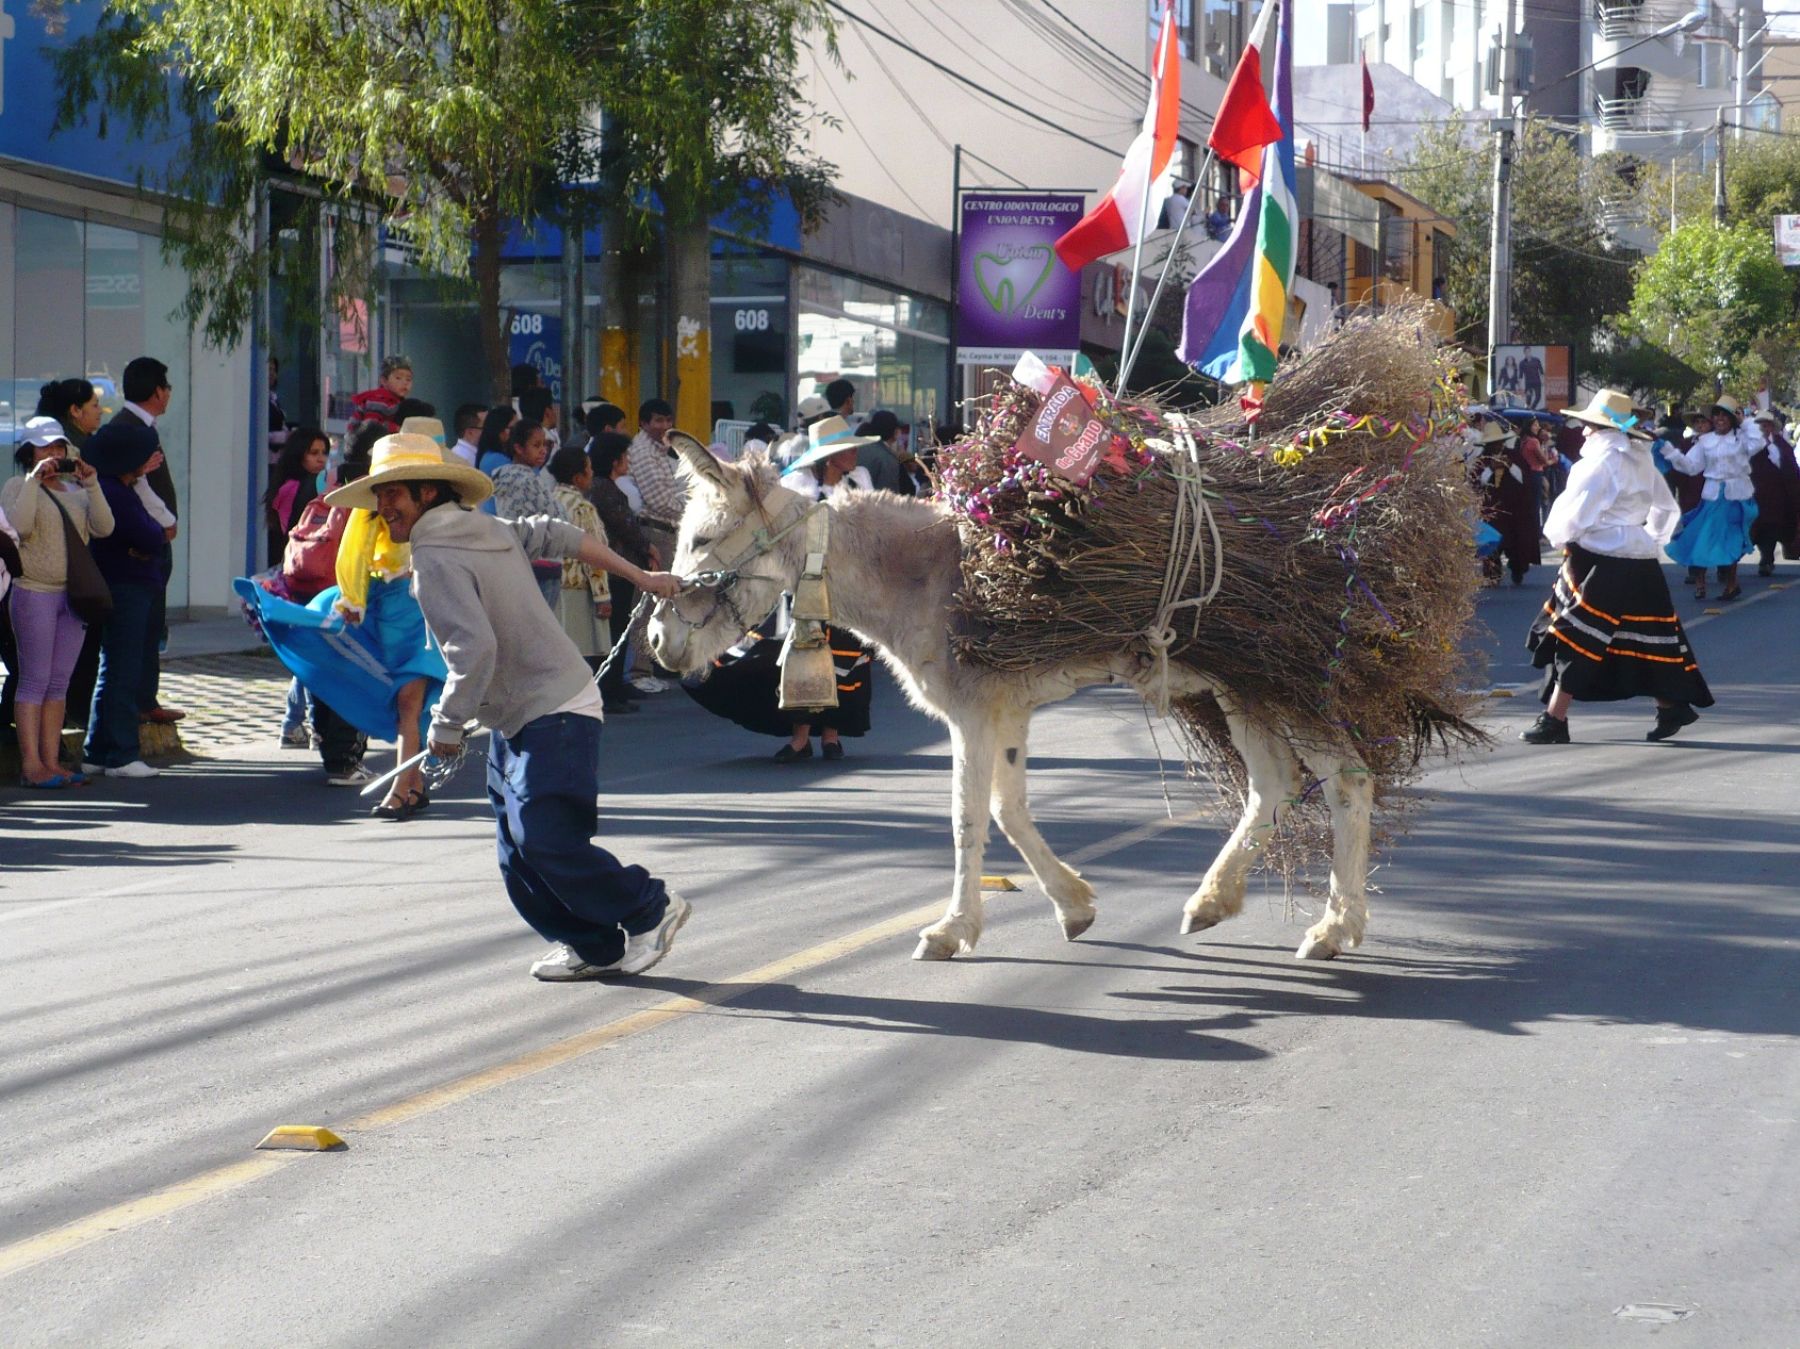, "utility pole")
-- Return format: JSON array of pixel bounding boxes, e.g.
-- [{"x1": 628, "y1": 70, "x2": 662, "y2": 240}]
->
[
  {"x1": 1734, "y1": 1, "x2": 1749, "y2": 144},
  {"x1": 1485, "y1": 0, "x2": 1517, "y2": 399},
  {"x1": 1714, "y1": 106, "x2": 1728, "y2": 225}
]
